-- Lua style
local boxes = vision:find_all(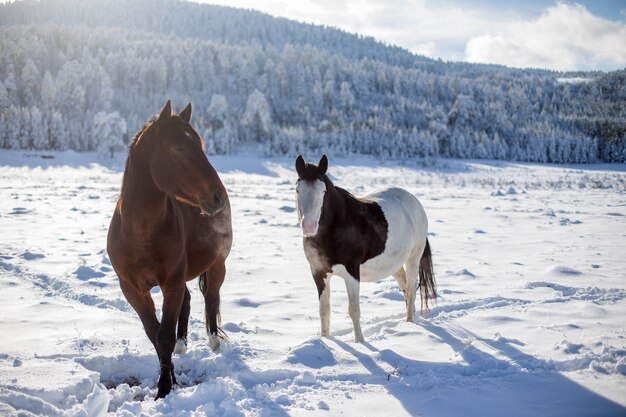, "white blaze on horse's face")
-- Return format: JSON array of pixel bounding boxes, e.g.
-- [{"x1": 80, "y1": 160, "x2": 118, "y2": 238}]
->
[{"x1": 296, "y1": 179, "x2": 326, "y2": 237}]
